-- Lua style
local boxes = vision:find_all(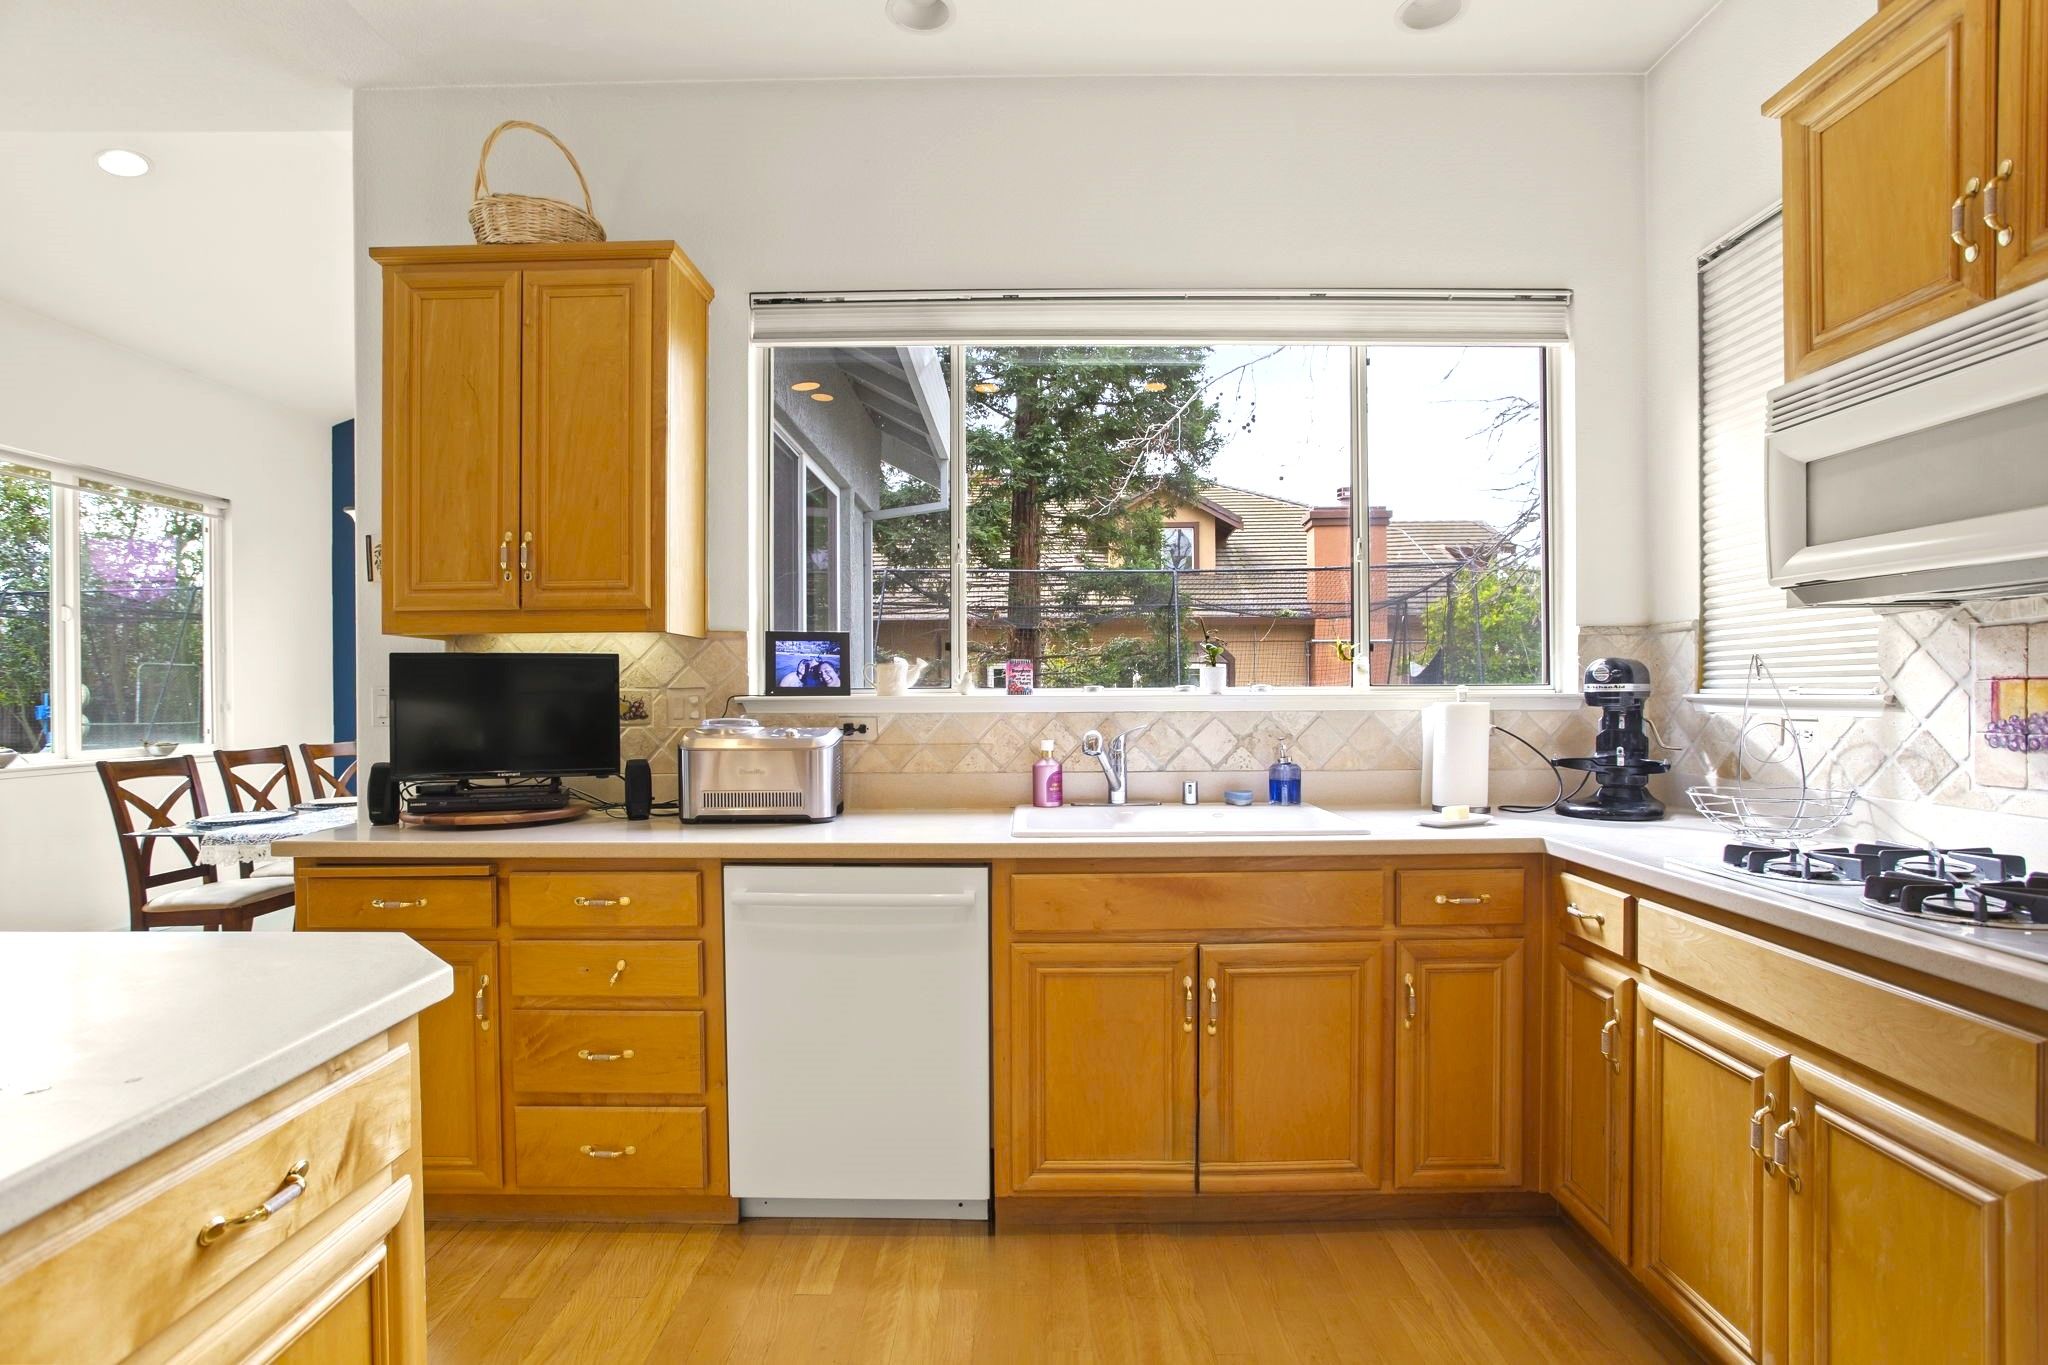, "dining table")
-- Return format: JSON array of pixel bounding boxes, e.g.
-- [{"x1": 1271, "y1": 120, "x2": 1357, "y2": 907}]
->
[{"x1": 130, "y1": 804, "x2": 360, "y2": 867}]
